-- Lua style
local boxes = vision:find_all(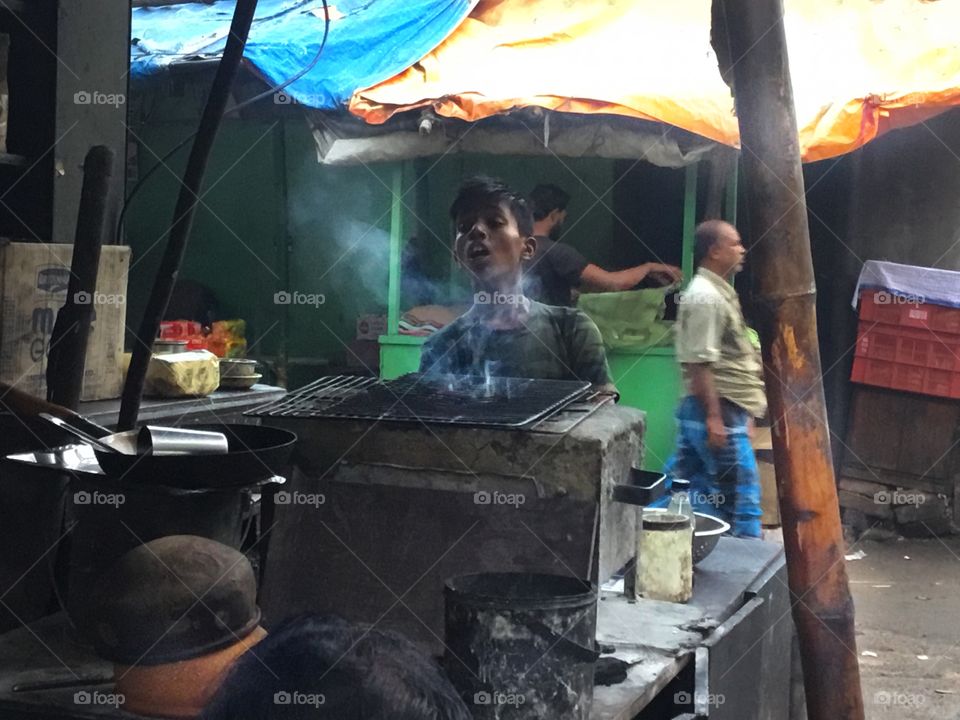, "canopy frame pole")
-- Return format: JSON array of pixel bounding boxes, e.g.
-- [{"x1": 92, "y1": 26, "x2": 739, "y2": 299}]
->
[
  {"x1": 716, "y1": 1, "x2": 864, "y2": 717},
  {"x1": 386, "y1": 163, "x2": 404, "y2": 337},
  {"x1": 681, "y1": 162, "x2": 698, "y2": 283},
  {"x1": 724, "y1": 156, "x2": 738, "y2": 226}
]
